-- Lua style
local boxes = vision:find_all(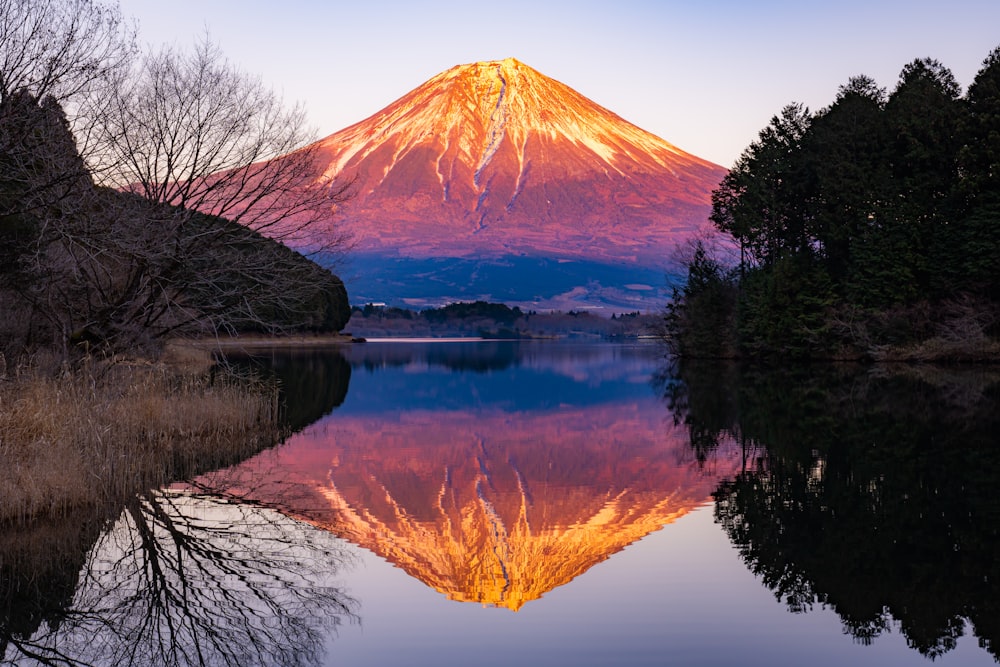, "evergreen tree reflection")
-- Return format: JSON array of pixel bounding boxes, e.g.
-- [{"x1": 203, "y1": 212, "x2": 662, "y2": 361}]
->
[{"x1": 666, "y1": 361, "x2": 1000, "y2": 660}]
